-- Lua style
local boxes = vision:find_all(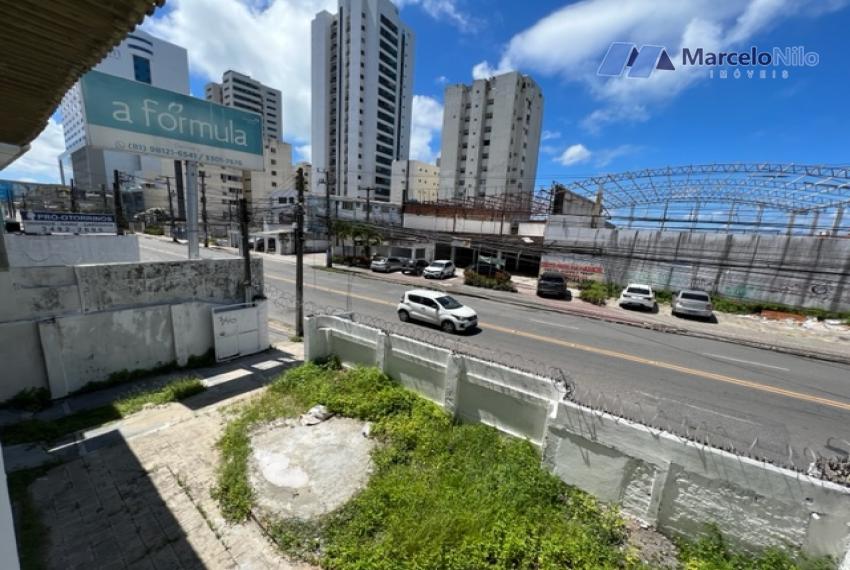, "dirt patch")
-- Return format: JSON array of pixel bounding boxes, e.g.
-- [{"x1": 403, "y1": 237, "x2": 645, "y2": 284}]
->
[
  {"x1": 249, "y1": 417, "x2": 375, "y2": 520},
  {"x1": 624, "y1": 517, "x2": 680, "y2": 569}
]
